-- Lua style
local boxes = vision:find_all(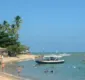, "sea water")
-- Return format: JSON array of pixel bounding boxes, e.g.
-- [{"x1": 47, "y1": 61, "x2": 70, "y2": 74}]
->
[
  {"x1": 5, "y1": 52, "x2": 85, "y2": 80},
  {"x1": 17, "y1": 52, "x2": 85, "y2": 80}
]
